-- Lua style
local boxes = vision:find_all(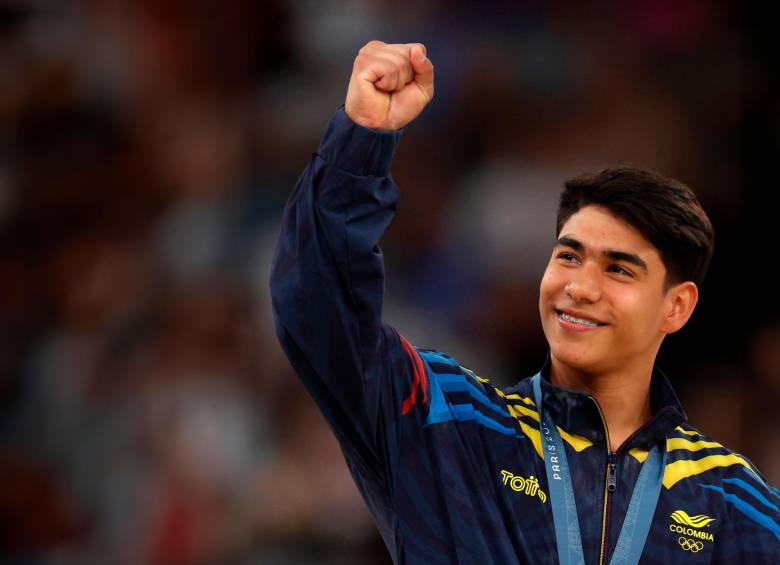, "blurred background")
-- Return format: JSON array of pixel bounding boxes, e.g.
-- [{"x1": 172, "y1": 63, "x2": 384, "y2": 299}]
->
[{"x1": 0, "y1": 1, "x2": 777, "y2": 563}]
